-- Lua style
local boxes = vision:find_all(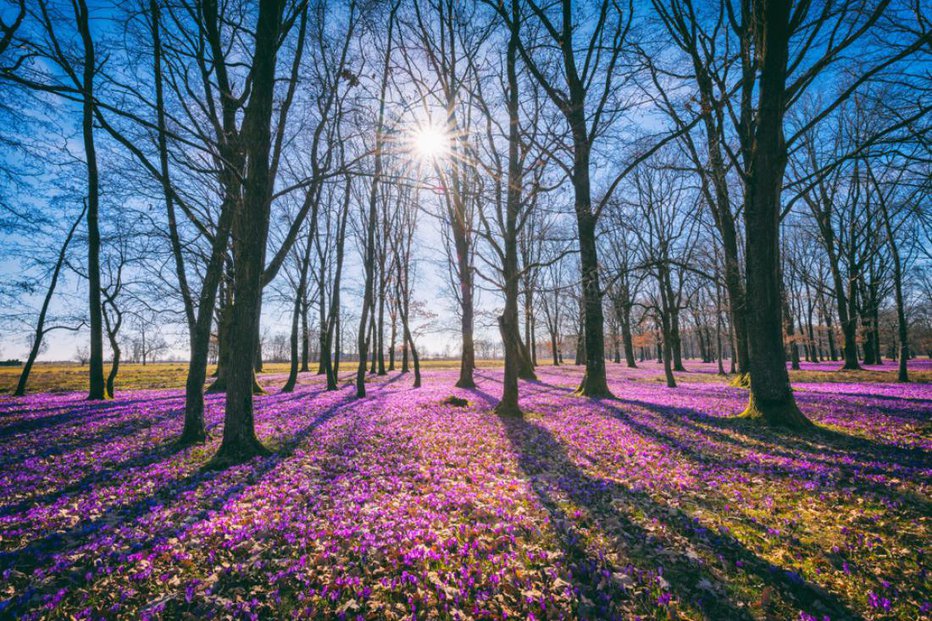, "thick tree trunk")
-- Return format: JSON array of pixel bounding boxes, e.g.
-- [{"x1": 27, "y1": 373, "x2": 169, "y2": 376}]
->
[
  {"x1": 573, "y1": 191, "x2": 611, "y2": 396},
  {"x1": 209, "y1": 0, "x2": 282, "y2": 468},
  {"x1": 739, "y1": 0, "x2": 810, "y2": 429}
]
